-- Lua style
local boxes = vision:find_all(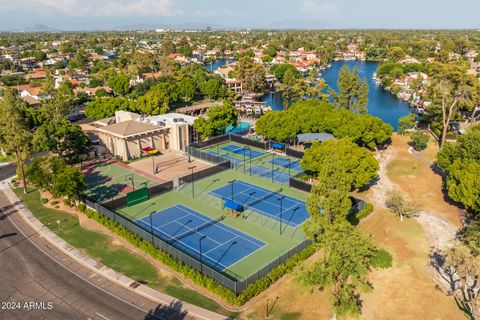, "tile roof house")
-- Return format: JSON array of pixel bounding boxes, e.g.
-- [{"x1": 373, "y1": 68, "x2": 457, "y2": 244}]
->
[
  {"x1": 21, "y1": 95, "x2": 41, "y2": 107},
  {"x1": 19, "y1": 86, "x2": 44, "y2": 100}
]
